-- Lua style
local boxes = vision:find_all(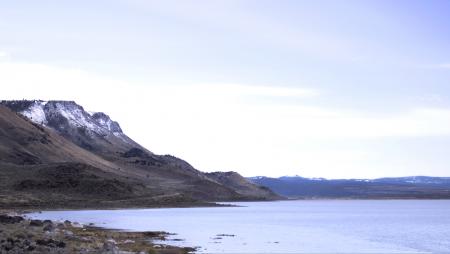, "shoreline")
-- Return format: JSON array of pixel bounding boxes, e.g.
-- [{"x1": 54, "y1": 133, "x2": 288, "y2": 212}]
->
[
  {"x1": 0, "y1": 201, "x2": 238, "y2": 215},
  {"x1": 0, "y1": 213, "x2": 196, "y2": 253},
  {"x1": 4, "y1": 199, "x2": 447, "y2": 253},
  {"x1": 3, "y1": 200, "x2": 449, "y2": 253},
  {"x1": 4, "y1": 198, "x2": 448, "y2": 215},
  {"x1": 0, "y1": 202, "x2": 242, "y2": 253}
]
